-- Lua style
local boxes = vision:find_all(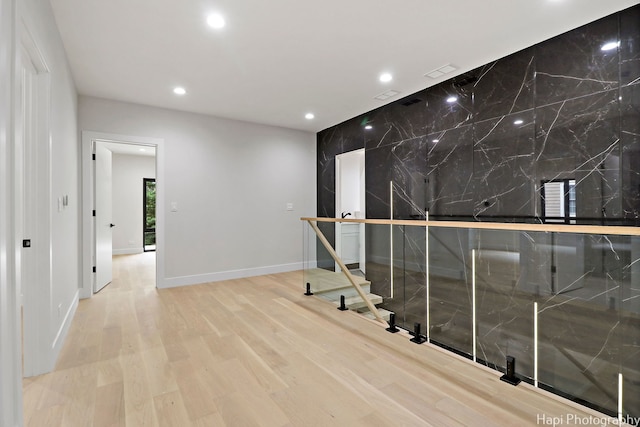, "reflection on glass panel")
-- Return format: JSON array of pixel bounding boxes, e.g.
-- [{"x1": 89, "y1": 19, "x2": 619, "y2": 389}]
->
[
  {"x1": 366, "y1": 224, "x2": 392, "y2": 300},
  {"x1": 303, "y1": 218, "x2": 640, "y2": 419},
  {"x1": 303, "y1": 221, "x2": 390, "y2": 322},
  {"x1": 428, "y1": 227, "x2": 472, "y2": 356},
  {"x1": 536, "y1": 233, "x2": 626, "y2": 416},
  {"x1": 474, "y1": 229, "x2": 534, "y2": 379},
  {"x1": 384, "y1": 225, "x2": 427, "y2": 332}
]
